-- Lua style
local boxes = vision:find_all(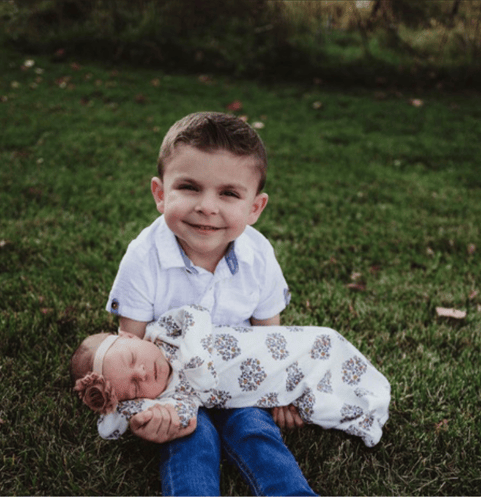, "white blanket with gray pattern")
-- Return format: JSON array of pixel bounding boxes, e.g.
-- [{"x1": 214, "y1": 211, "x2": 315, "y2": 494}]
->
[{"x1": 98, "y1": 305, "x2": 390, "y2": 447}]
